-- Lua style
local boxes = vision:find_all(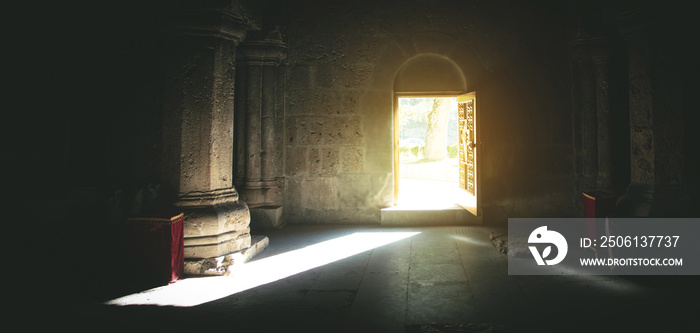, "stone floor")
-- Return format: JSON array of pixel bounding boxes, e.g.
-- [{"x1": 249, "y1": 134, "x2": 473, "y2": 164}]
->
[{"x1": 19, "y1": 225, "x2": 700, "y2": 332}]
